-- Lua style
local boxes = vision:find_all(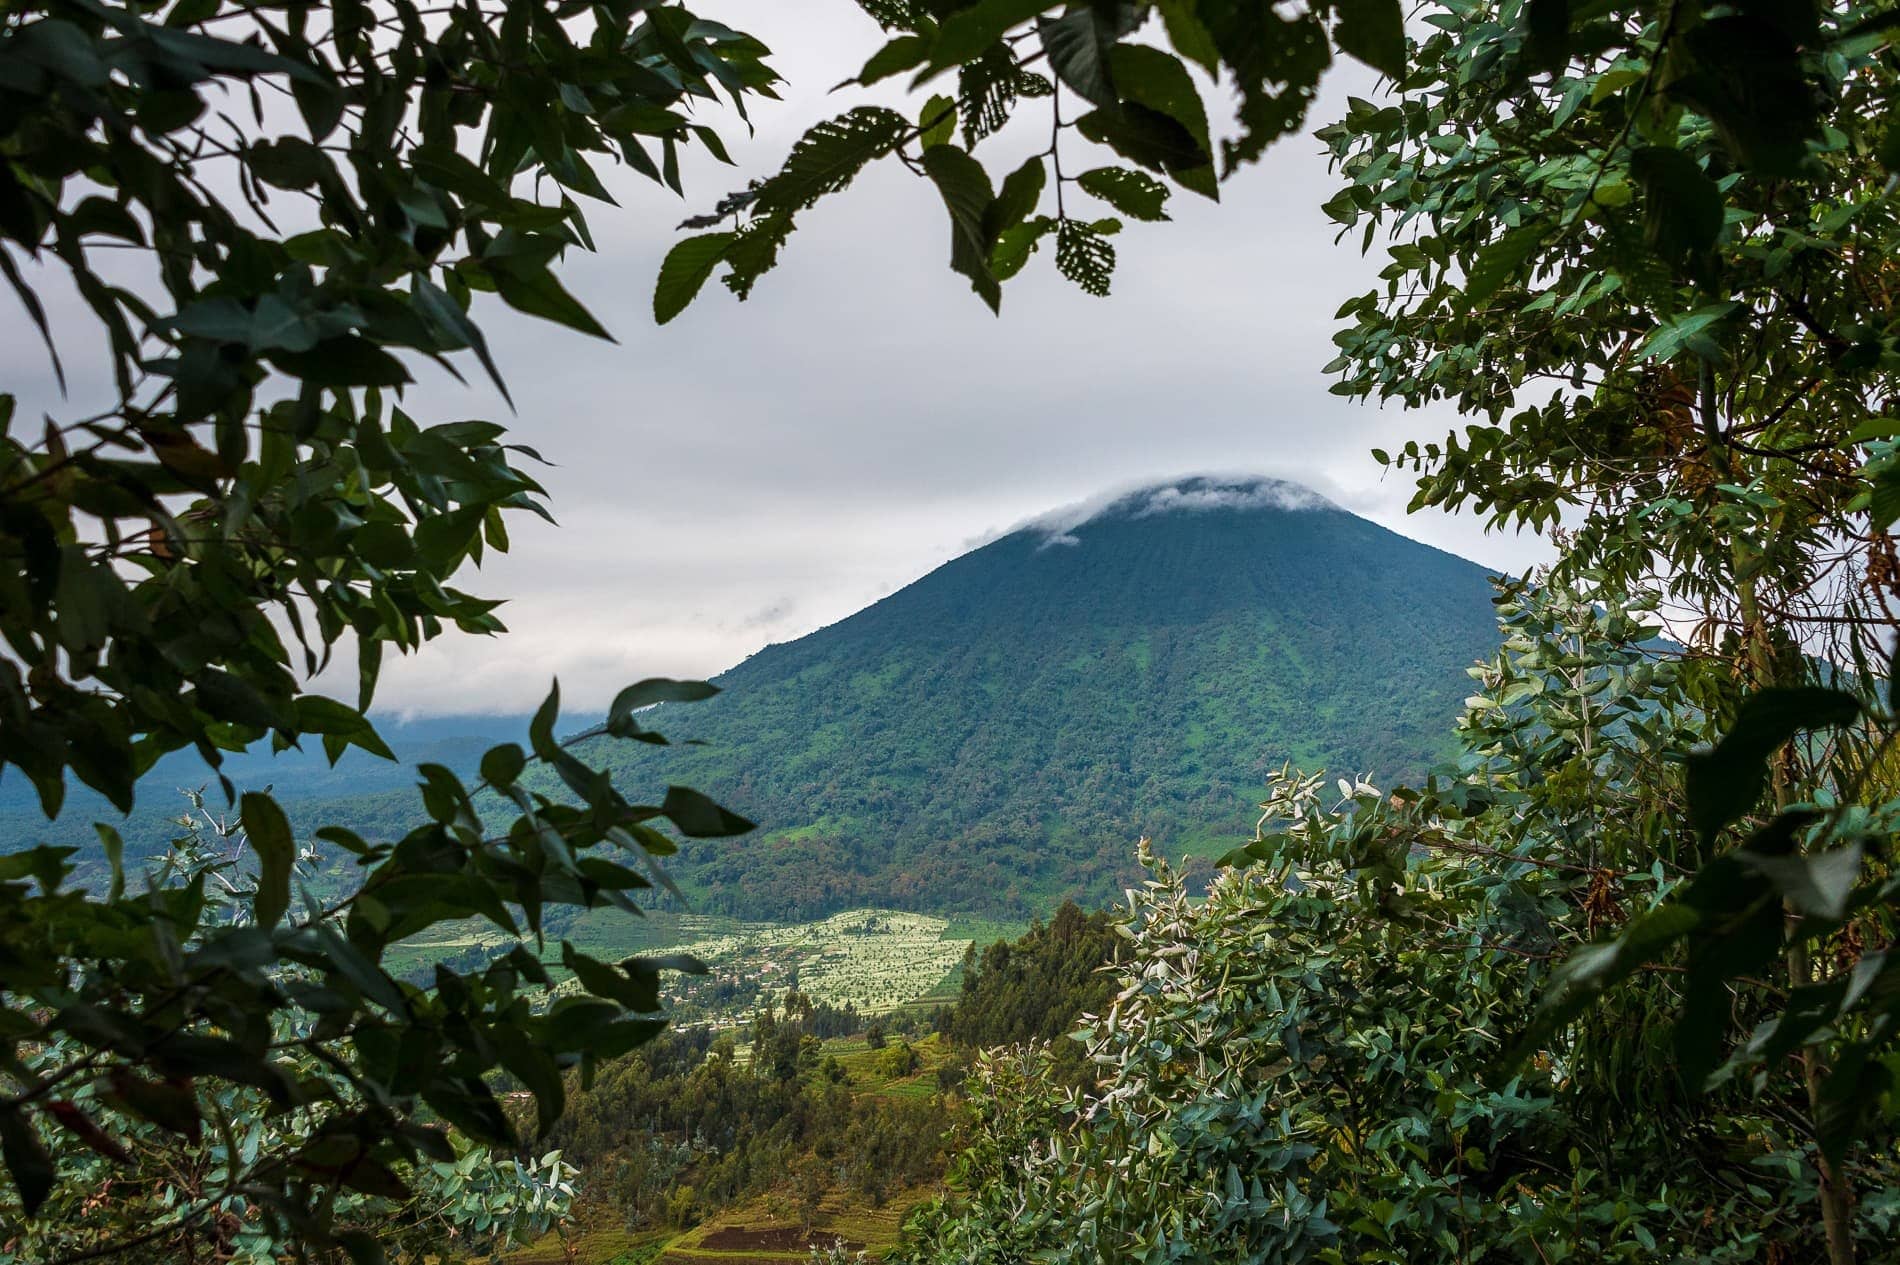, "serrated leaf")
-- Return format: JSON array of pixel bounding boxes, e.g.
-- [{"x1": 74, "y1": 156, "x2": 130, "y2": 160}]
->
[
  {"x1": 1056, "y1": 219, "x2": 1115, "y2": 296},
  {"x1": 754, "y1": 107, "x2": 909, "y2": 215},
  {"x1": 1077, "y1": 167, "x2": 1170, "y2": 221},
  {"x1": 1038, "y1": 7, "x2": 1120, "y2": 109},
  {"x1": 930, "y1": 0, "x2": 1053, "y2": 69},
  {"x1": 921, "y1": 144, "x2": 1001, "y2": 312},
  {"x1": 654, "y1": 232, "x2": 735, "y2": 324}
]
